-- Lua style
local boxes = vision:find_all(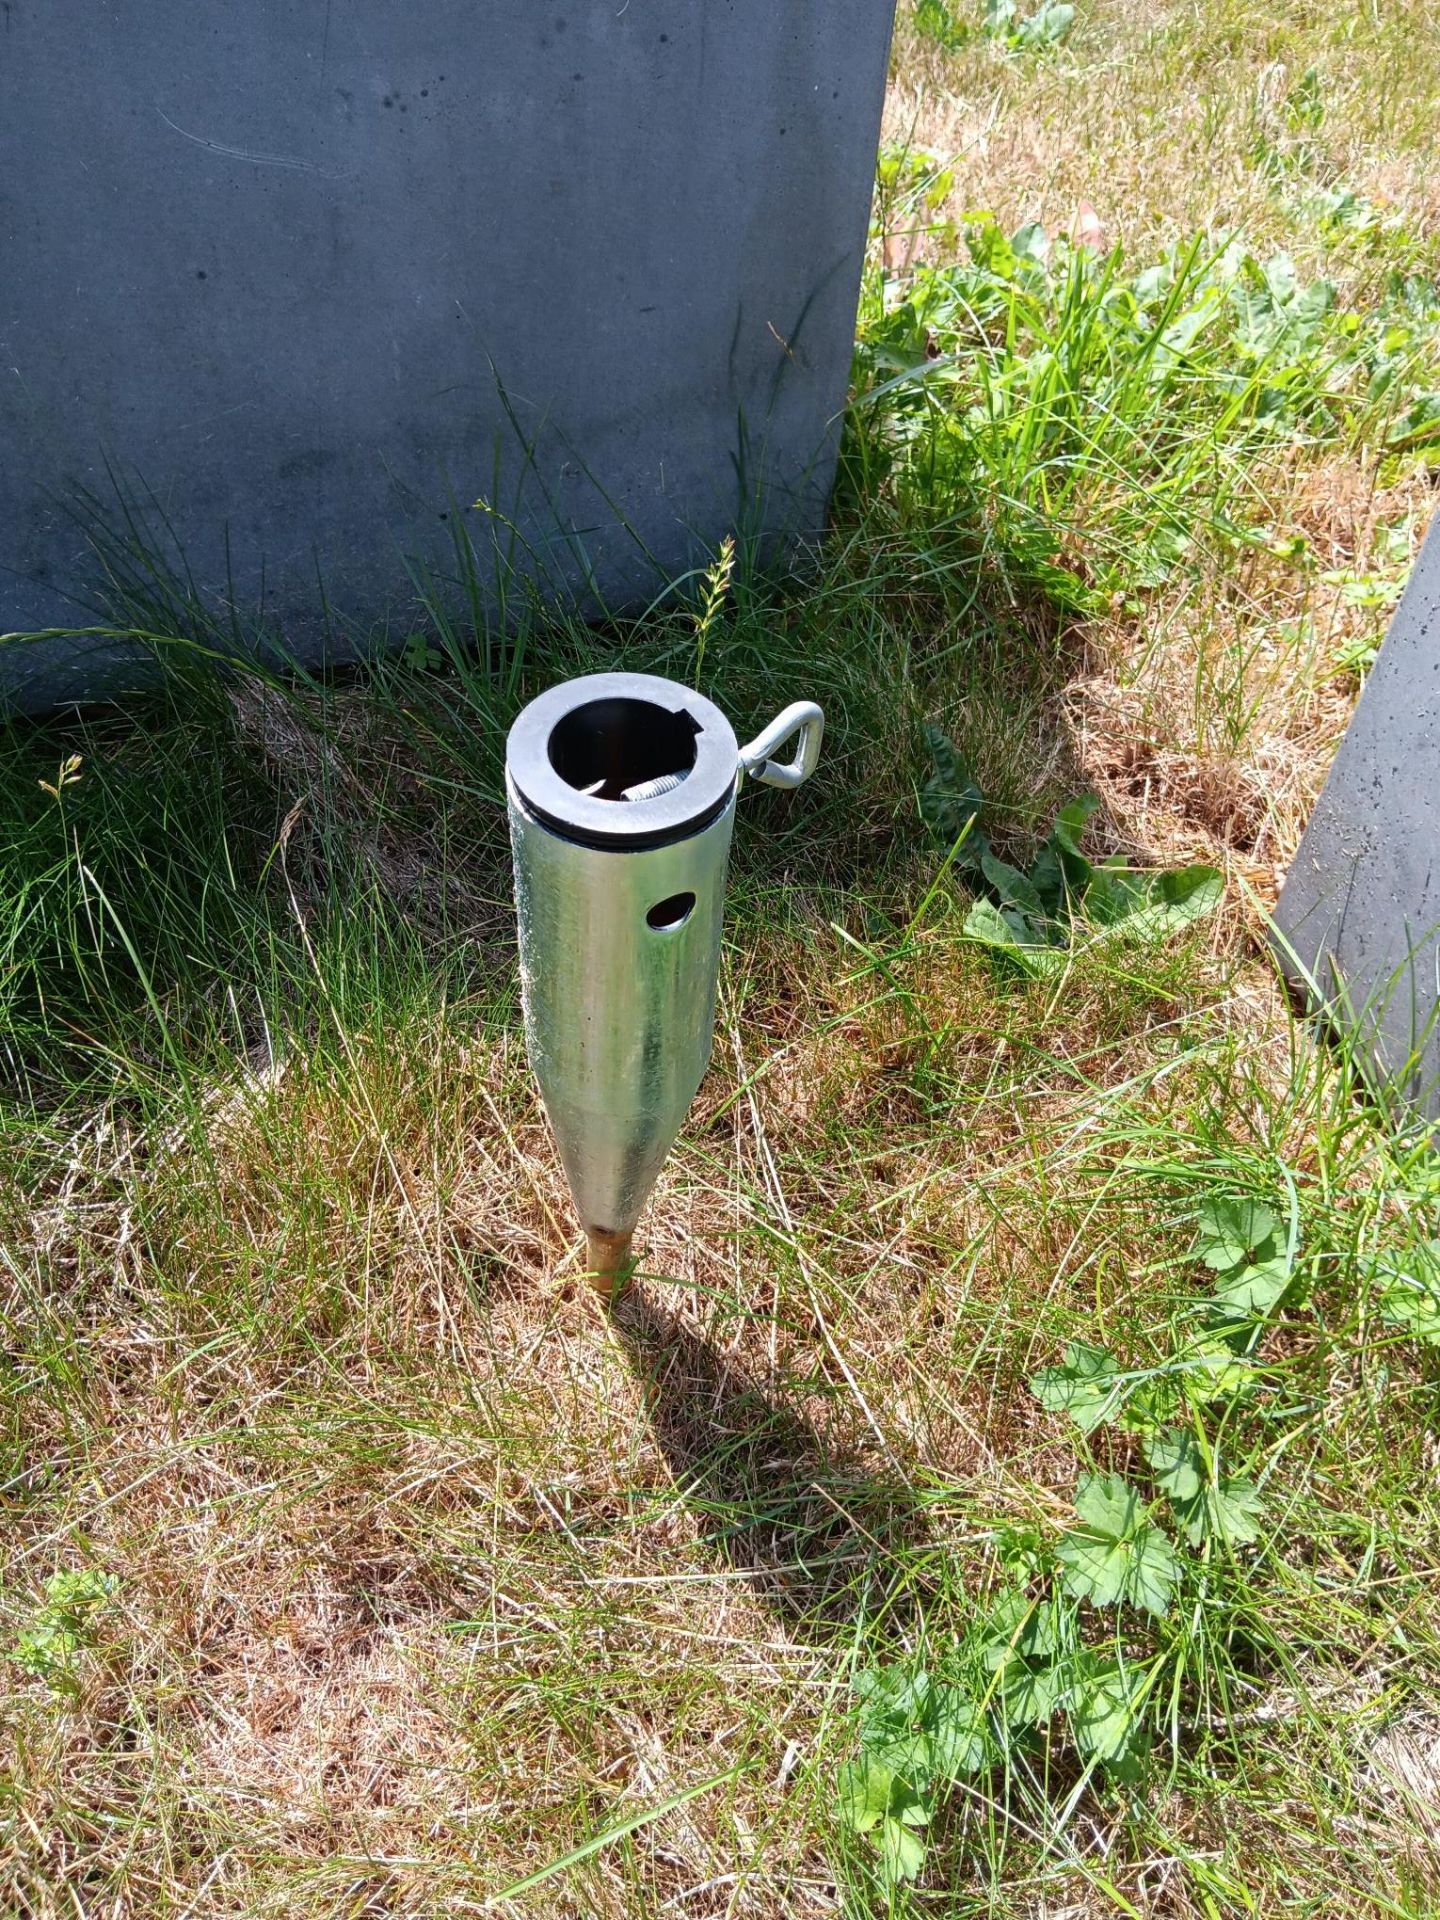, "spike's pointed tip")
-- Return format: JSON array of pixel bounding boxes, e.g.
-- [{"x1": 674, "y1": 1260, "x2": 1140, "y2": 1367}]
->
[{"x1": 585, "y1": 1228, "x2": 636, "y2": 1306}]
